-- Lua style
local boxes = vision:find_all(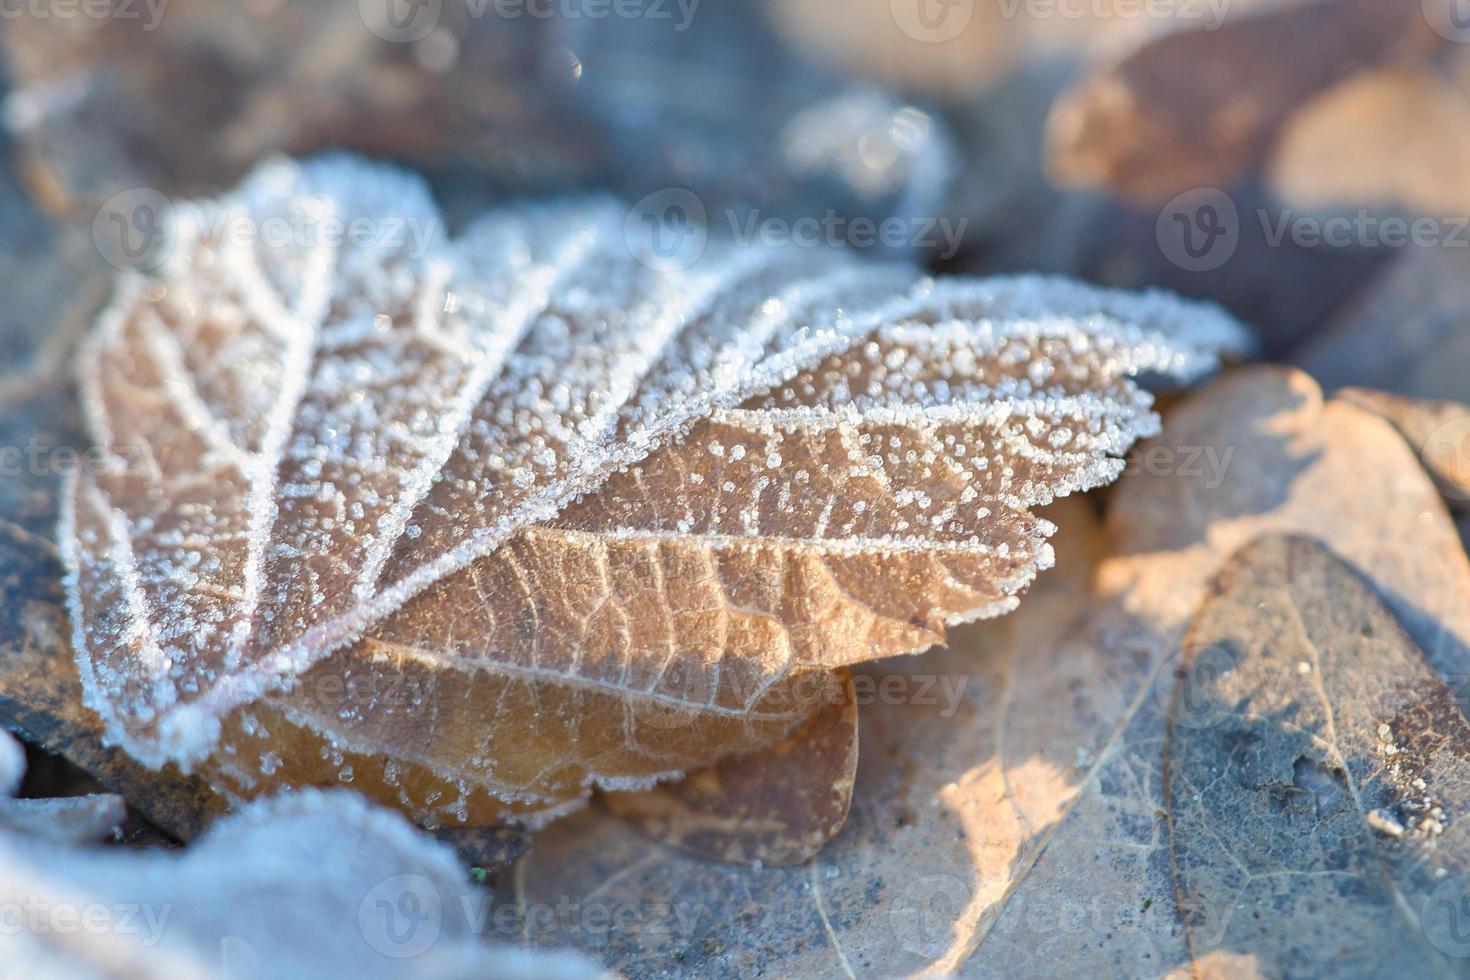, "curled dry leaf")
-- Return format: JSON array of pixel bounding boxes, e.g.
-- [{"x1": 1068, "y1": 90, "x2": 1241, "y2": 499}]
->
[
  {"x1": 1269, "y1": 62, "x2": 1470, "y2": 217},
  {"x1": 1046, "y1": 0, "x2": 1429, "y2": 203},
  {"x1": 604, "y1": 669, "x2": 859, "y2": 866},
  {"x1": 61, "y1": 155, "x2": 1246, "y2": 829},
  {"x1": 1165, "y1": 534, "x2": 1470, "y2": 976},
  {"x1": 495, "y1": 367, "x2": 1470, "y2": 975},
  {"x1": 0, "y1": 788, "x2": 606, "y2": 980},
  {"x1": 1338, "y1": 388, "x2": 1470, "y2": 509}
]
